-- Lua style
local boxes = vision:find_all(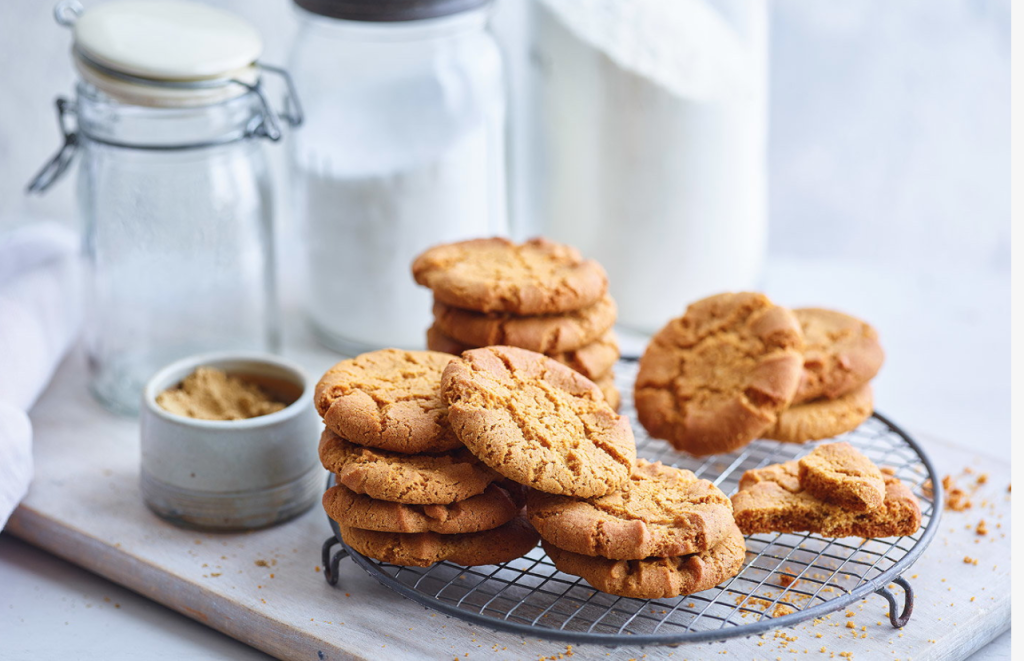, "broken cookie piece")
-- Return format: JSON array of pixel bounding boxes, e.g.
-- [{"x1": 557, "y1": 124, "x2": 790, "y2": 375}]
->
[
  {"x1": 731, "y1": 453, "x2": 921, "y2": 538},
  {"x1": 797, "y1": 442, "x2": 886, "y2": 511}
]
